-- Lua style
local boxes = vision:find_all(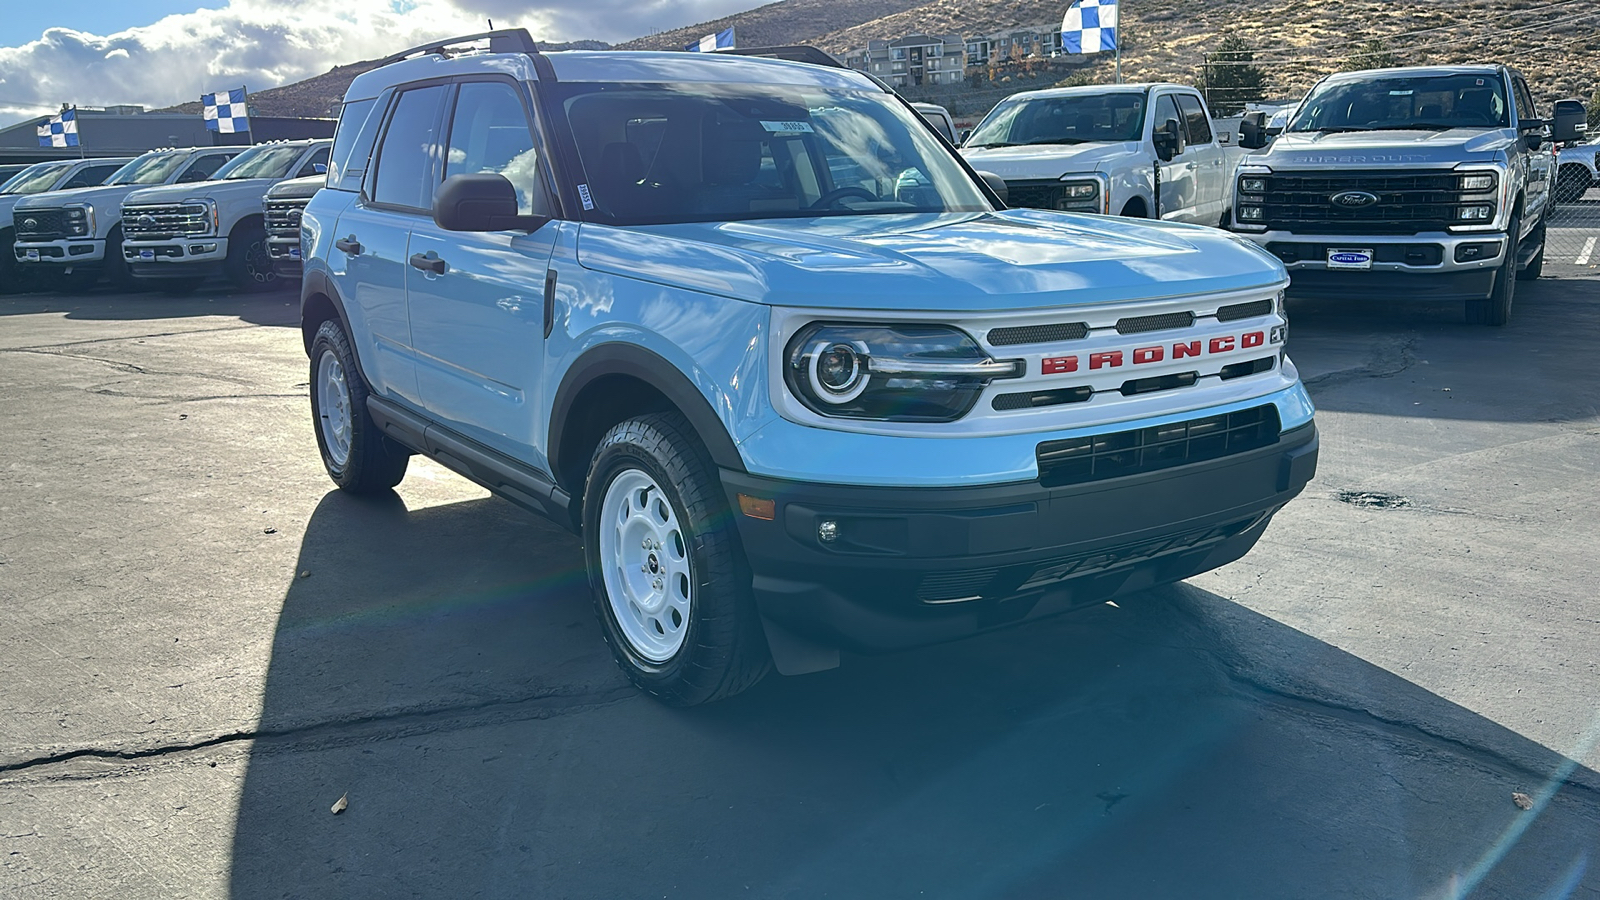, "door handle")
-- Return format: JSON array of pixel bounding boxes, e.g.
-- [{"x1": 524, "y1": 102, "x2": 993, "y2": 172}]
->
[
  {"x1": 335, "y1": 236, "x2": 362, "y2": 255},
  {"x1": 409, "y1": 252, "x2": 447, "y2": 275}
]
